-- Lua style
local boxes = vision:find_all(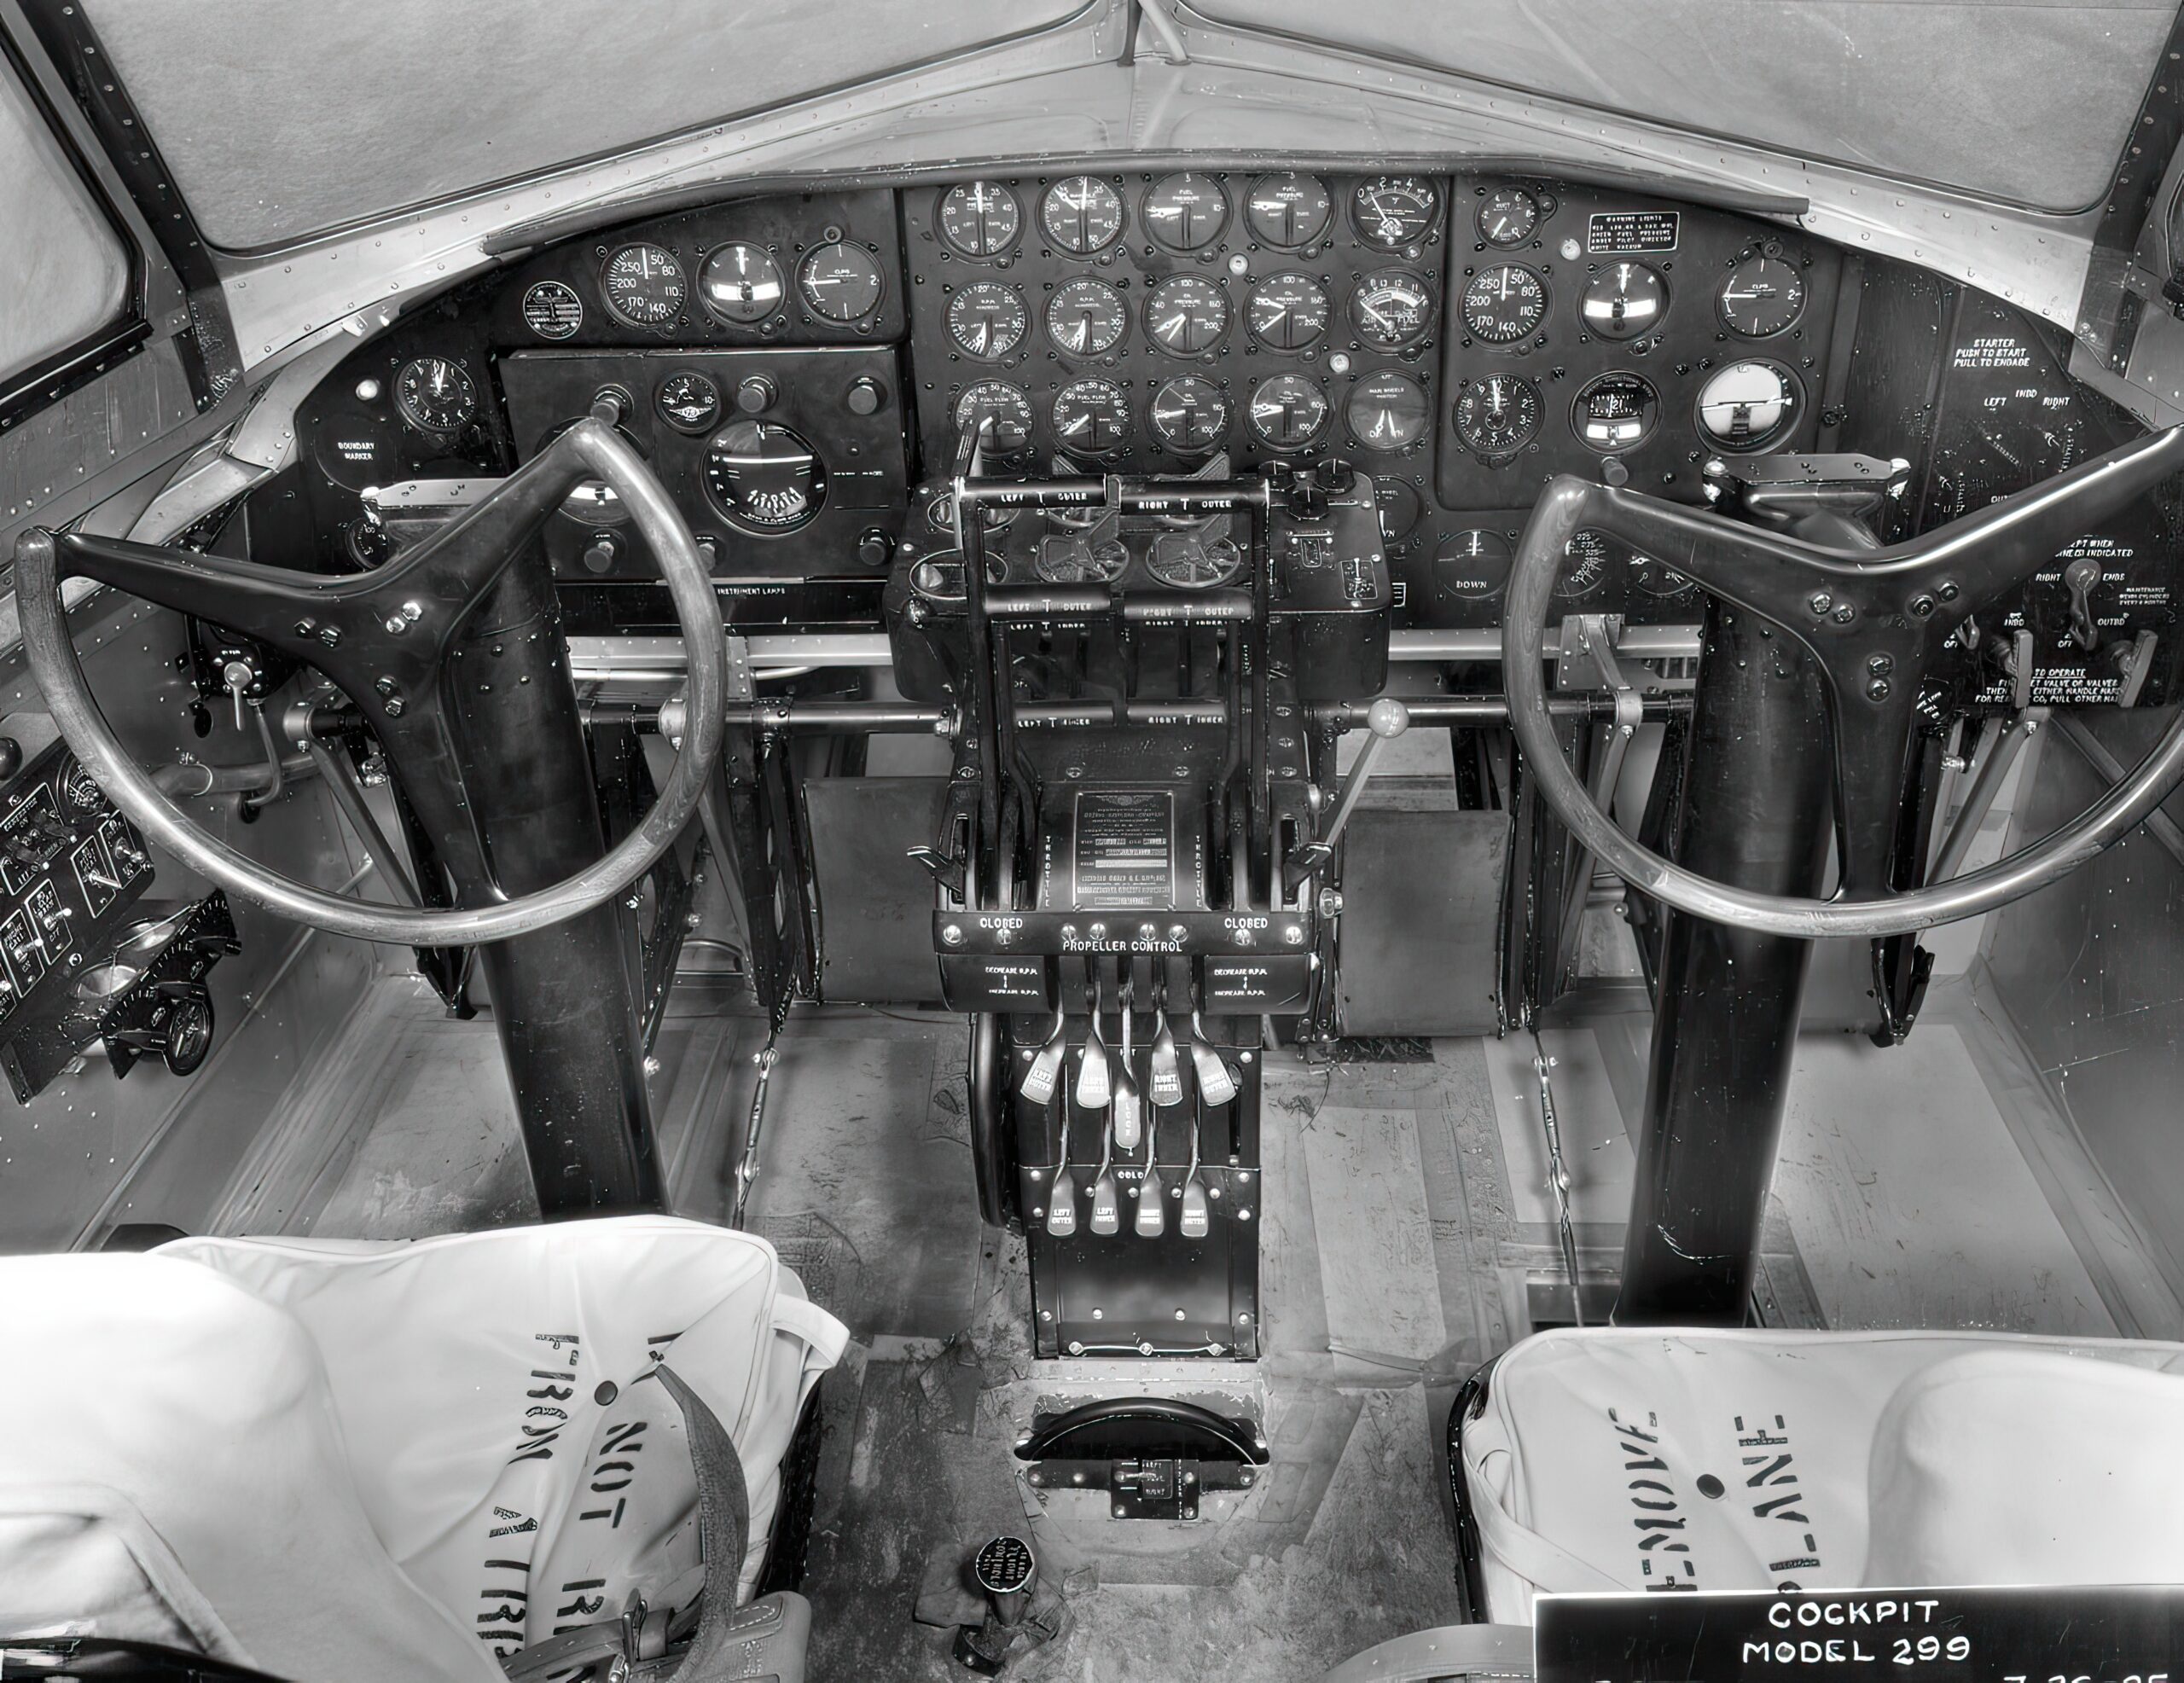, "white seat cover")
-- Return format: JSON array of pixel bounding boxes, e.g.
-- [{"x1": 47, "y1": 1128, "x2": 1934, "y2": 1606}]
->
[
  {"x1": 0, "y1": 1217, "x2": 846, "y2": 1683},
  {"x1": 1460, "y1": 1326, "x2": 2184, "y2": 1623}
]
